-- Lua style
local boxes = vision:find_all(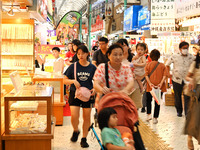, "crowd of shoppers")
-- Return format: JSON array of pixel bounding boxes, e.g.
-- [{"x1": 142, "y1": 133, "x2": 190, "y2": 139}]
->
[{"x1": 62, "y1": 37, "x2": 199, "y2": 149}]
